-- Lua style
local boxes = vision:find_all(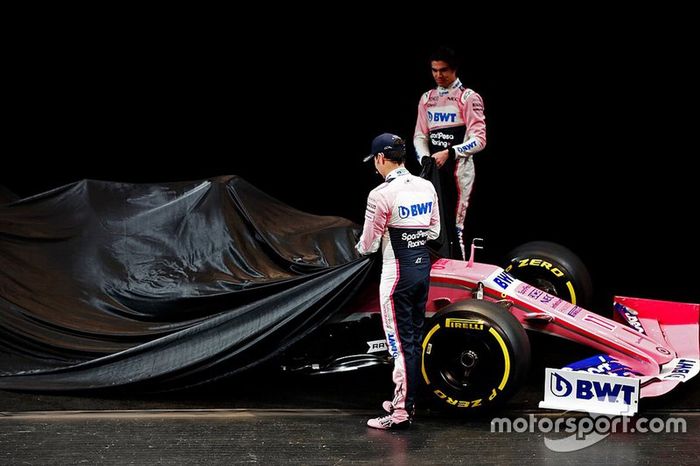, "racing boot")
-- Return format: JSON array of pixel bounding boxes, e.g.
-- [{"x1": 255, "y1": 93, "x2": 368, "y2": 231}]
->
[{"x1": 367, "y1": 408, "x2": 411, "y2": 430}]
